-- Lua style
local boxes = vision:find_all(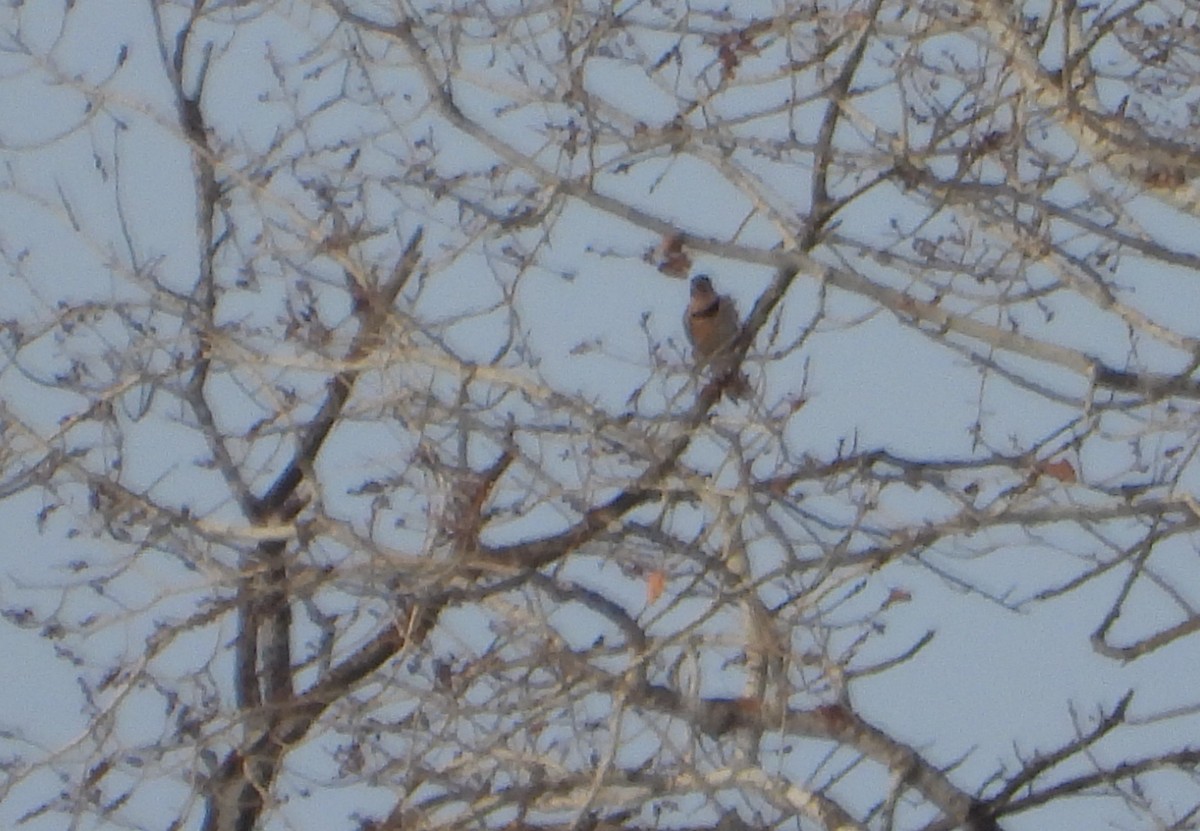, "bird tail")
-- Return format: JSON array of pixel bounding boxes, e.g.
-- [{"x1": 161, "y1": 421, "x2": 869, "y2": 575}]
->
[{"x1": 721, "y1": 370, "x2": 751, "y2": 402}]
